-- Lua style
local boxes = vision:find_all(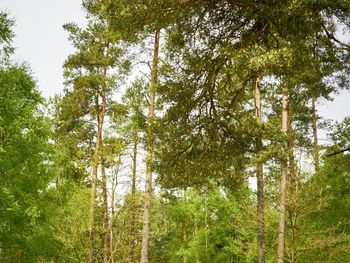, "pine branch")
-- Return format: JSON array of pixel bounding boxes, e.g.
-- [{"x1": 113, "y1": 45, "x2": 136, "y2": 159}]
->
[{"x1": 326, "y1": 147, "x2": 350, "y2": 157}]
